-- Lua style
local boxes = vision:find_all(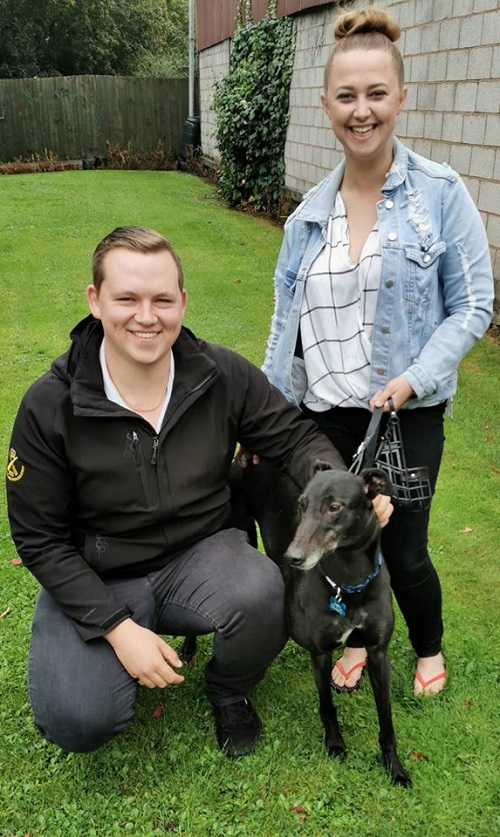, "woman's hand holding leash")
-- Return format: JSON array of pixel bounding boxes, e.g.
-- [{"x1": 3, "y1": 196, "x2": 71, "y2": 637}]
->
[
  {"x1": 370, "y1": 376, "x2": 415, "y2": 412},
  {"x1": 372, "y1": 493, "x2": 393, "y2": 528}
]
